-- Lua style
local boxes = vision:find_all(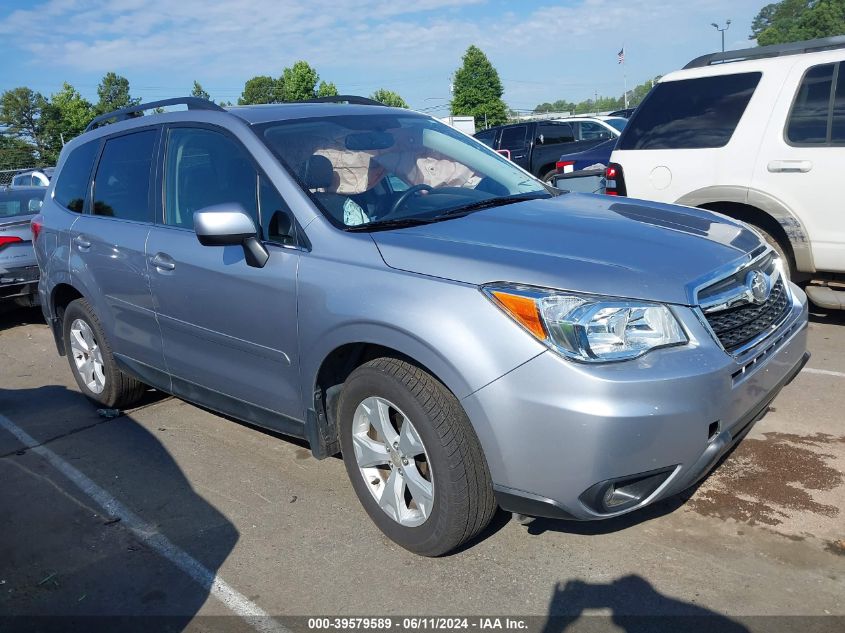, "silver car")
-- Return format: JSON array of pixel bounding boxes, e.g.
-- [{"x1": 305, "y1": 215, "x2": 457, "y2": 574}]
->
[
  {"x1": 34, "y1": 97, "x2": 809, "y2": 556},
  {"x1": 1, "y1": 186, "x2": 43, "y2": 306}
]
